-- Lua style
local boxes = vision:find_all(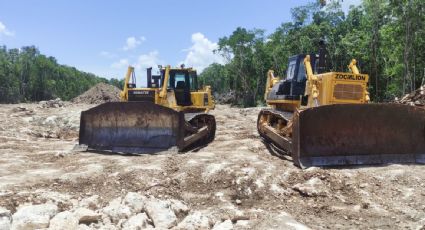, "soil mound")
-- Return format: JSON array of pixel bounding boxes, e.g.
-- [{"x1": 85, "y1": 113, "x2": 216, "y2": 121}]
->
[{"x1": 71, "y1": 83, "x2": 121, "y2": 104}]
